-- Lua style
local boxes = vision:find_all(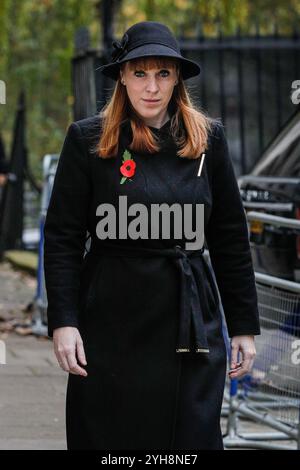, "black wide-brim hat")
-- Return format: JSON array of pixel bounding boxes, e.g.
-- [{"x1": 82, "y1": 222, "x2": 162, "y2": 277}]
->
[{"x1": 96, "y1": 21, "x2": 201, "y2": 81}]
